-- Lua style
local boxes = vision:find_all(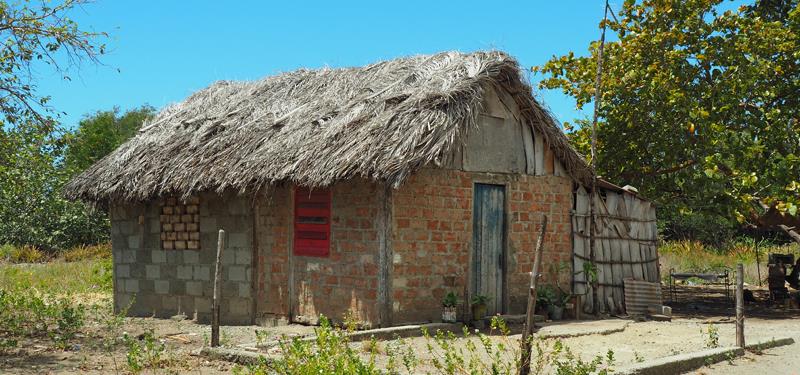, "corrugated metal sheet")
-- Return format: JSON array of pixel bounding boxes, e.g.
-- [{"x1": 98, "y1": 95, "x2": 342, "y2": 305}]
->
[{"x1": 623, "y1": 279, "x2": 662, "y2": 315}]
